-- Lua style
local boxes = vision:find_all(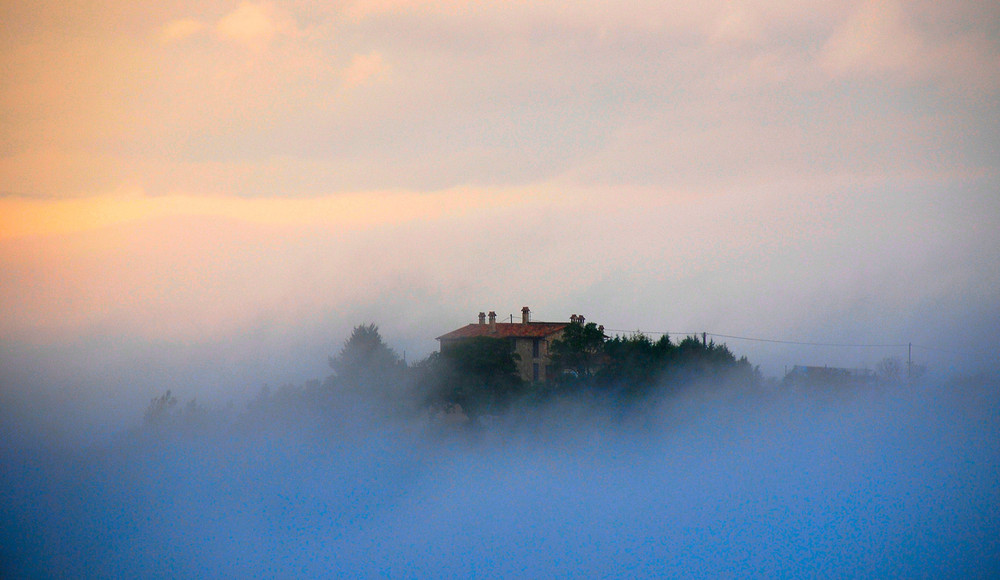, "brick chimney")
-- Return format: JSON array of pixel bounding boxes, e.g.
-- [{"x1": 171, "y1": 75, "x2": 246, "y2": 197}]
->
[
  {"x1": 478, "y1": 312, "x2": 486, "y2": 325},
  {"x1": 521, "y1": 306, "x2": 530, "y2": 324},
  {"x1": 488, "y1": 311, "x2": 497, "y2": 332}
]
